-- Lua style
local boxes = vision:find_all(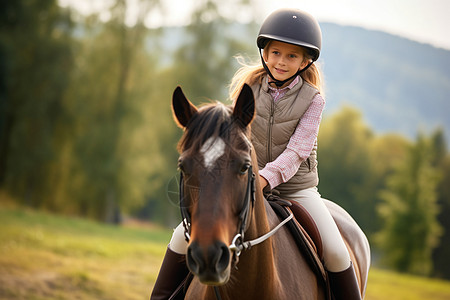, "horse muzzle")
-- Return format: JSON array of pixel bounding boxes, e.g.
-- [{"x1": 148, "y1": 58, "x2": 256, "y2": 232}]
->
[{"x1": 187, "y1": 240, "x2": 231, "y2": 285}]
